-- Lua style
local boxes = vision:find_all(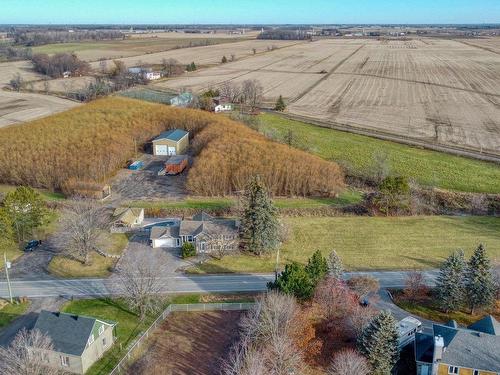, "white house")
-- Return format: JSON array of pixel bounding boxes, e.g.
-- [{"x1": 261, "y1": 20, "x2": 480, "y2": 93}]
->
[
  {"x1": 215, "y1": 103, "x2": 233, "y2": 113},
  {"x1": 144, "y1": 71, "x2": 161, "y2": 80}
]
